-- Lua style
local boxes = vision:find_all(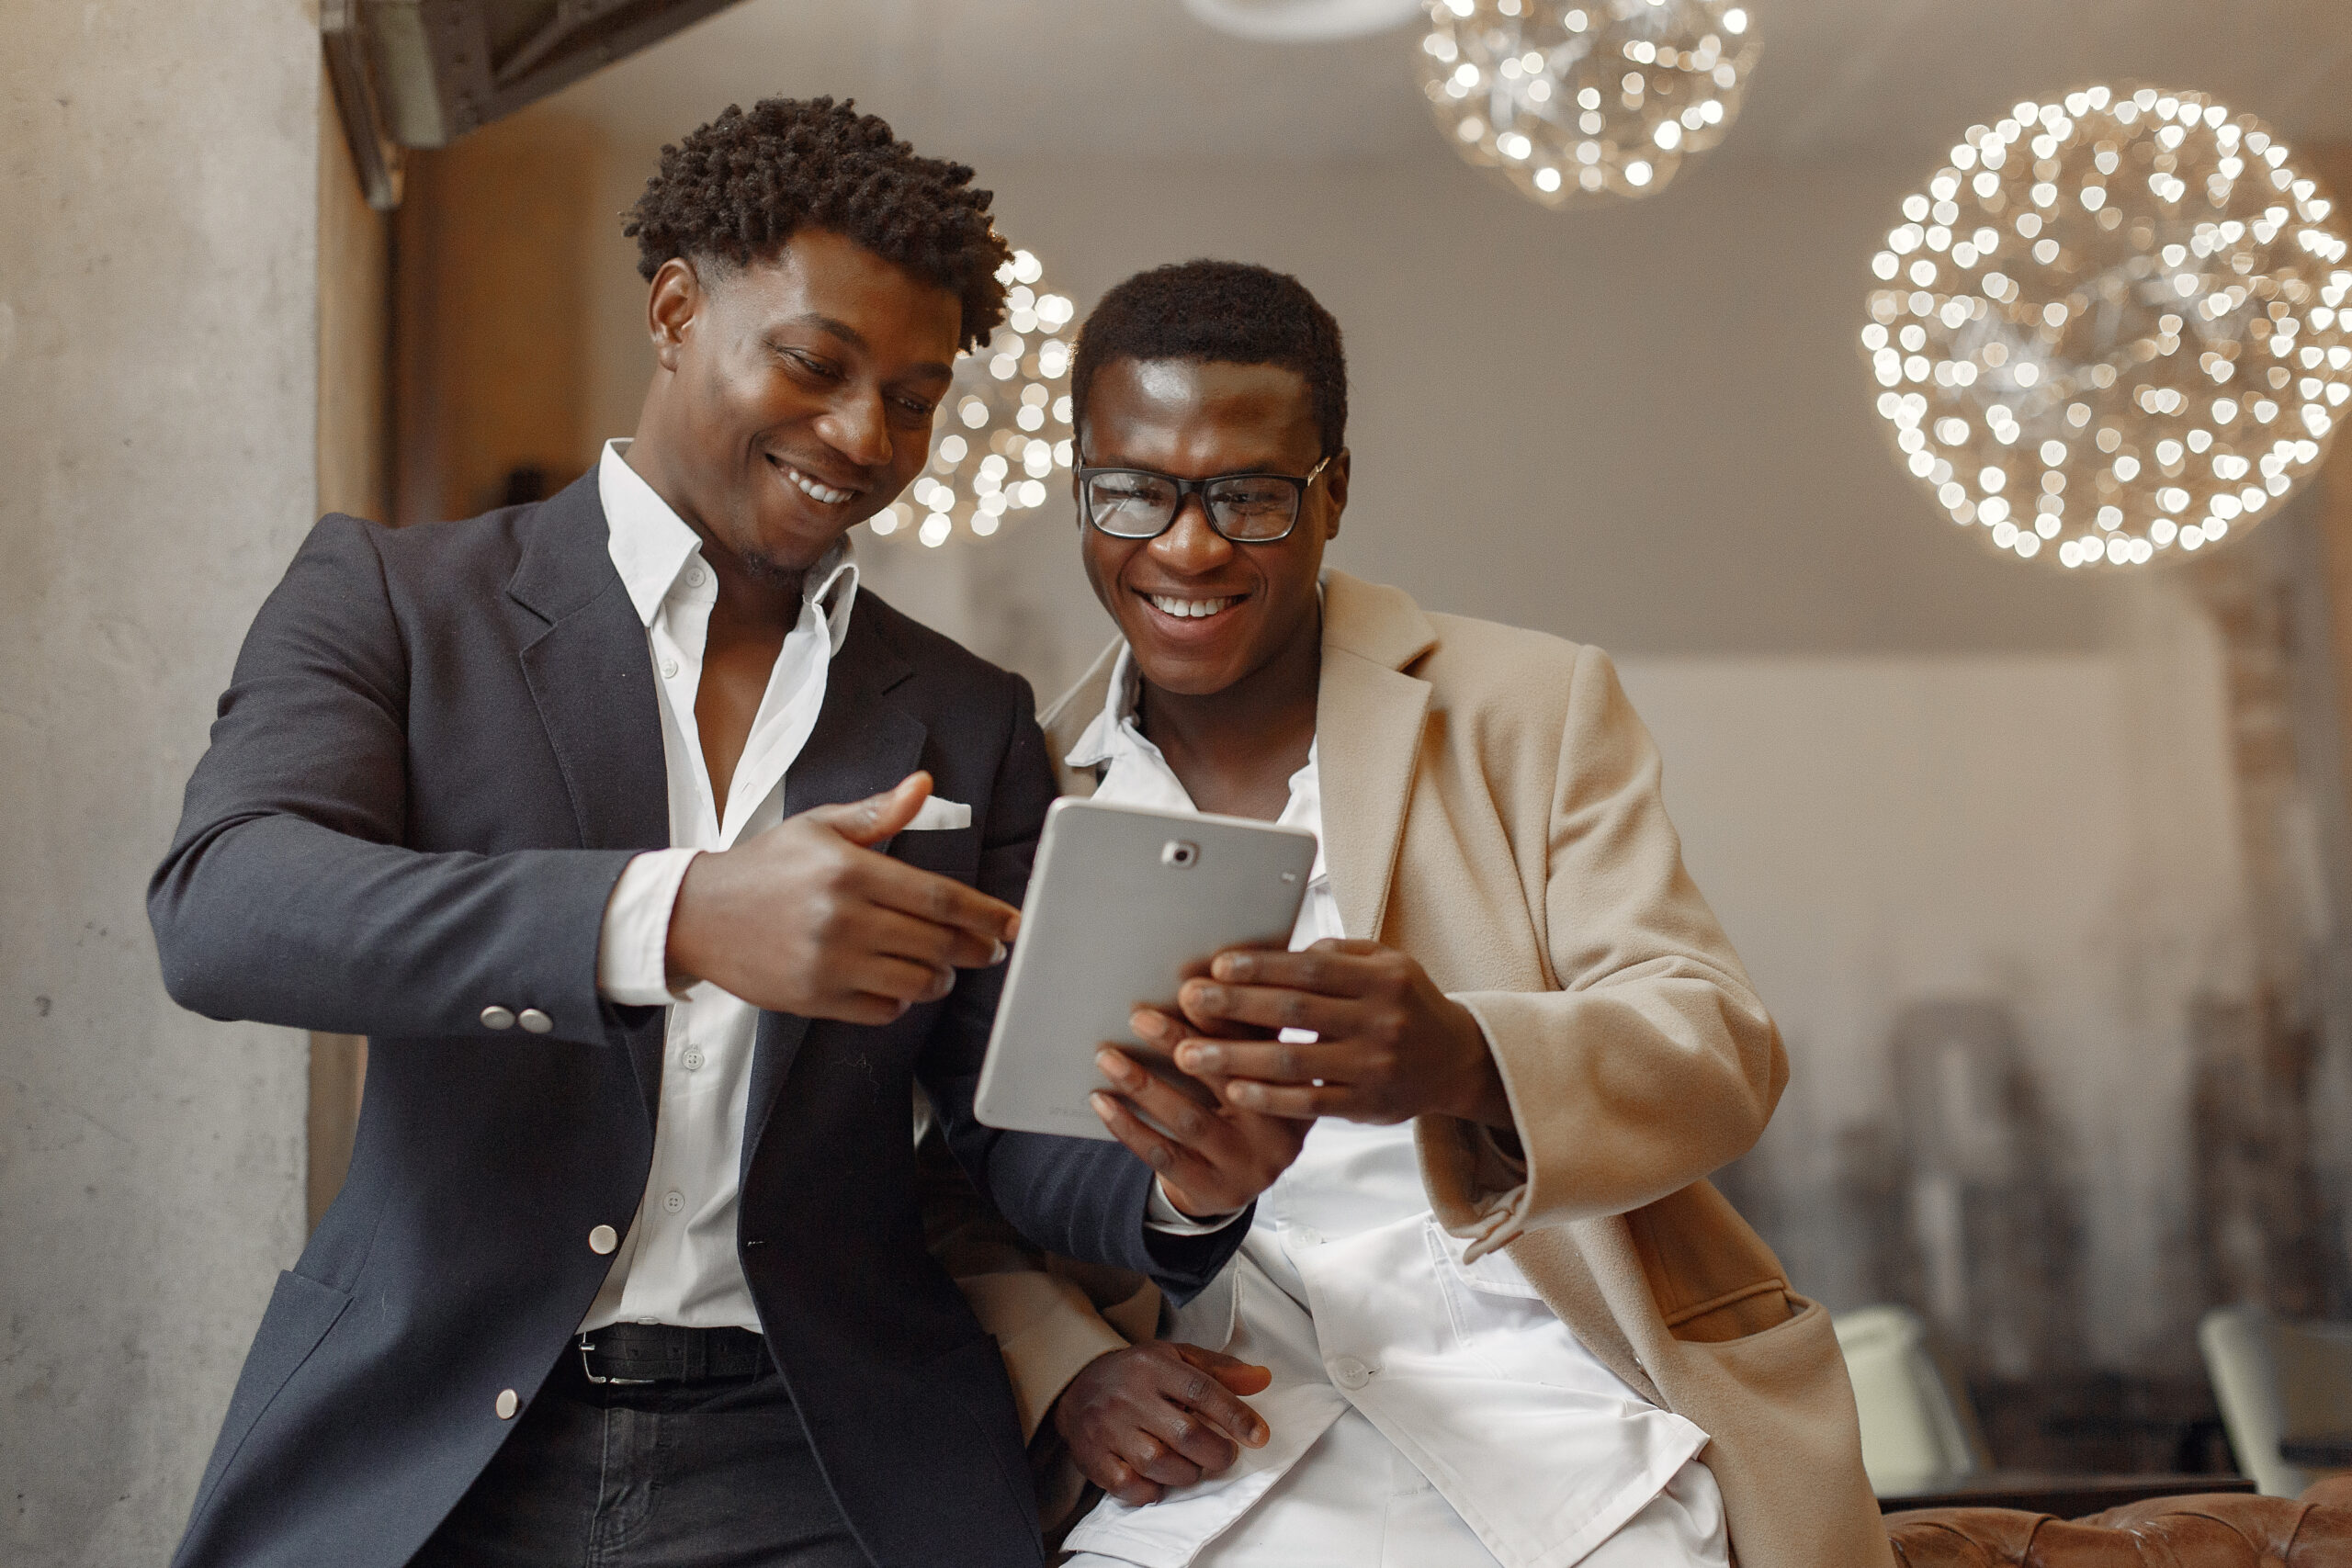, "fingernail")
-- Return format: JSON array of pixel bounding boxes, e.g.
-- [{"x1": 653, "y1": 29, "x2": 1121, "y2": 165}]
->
[
  {"x1": 1214, "y1": 954, "x2": 1246, "y2": 980},
  {"x1": 1248, "y1": 1420, "x2": 1268, "y2": 1446},
  {"x1": 1089, "y1": 1091, "x2": 1116, "y2": 1119},
  {"x1": 1003, "y1": 912, "x2": 1022, "y2": 942},
  {"x1": 1095, "y1": 1049, "x2": 1137, "y2": 1085},
  {"x1": 1192, "y1": 984, "x2": 1224, "y2": 1008},
  {"x1": 1130, "y1": 1010, "x2": 1166, "y2": 1041},
  {"x1": 1229, "y1": 1082, "x2": 1261, "y2": 1108},
  {"x1": 989, "y1": 941, "x2": 1008, "y2": 964},
  {"x1": 1176, "y1": 1044, "x2": 1214, "y2": 1072}
]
